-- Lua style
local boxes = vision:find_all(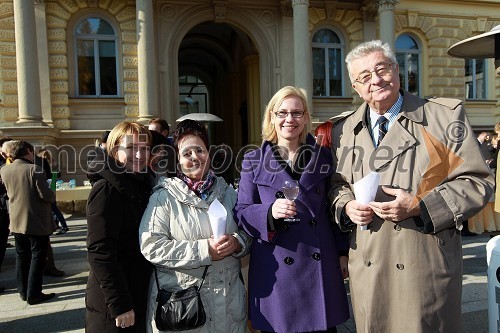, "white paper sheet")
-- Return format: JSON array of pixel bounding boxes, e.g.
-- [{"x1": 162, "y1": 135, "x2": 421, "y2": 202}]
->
[
  {"x1": 207, "y1": 198, "x2": 227, "y2": 240},
  {"x1": 353, "y1": 171, "x2": 380, "y2": 231}
]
